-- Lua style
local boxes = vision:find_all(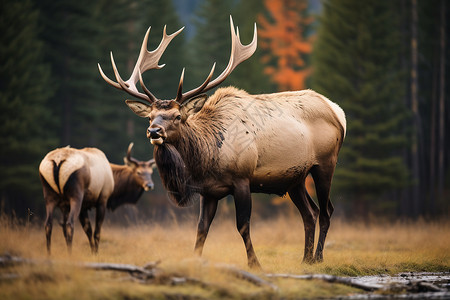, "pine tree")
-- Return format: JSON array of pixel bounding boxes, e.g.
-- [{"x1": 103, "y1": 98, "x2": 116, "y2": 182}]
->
[
  {"x1": 37, "y1": 0, "x2": 136, "y2": 163},
  {"x1": 312, "y1": 0, "x2": 409, "y2": 217},
  {"x1": 36, "y1": 0, "x2": 101, "y2": 147},
  {"x1": 0, "y1": 0, "x2": 57, "y2": 216},
  {"x1": 415, "y1": 0, "x2": 449, "y2": 216},
  {"x1": 94, "y1": 0, "x2": 142, "y2": 162}
]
